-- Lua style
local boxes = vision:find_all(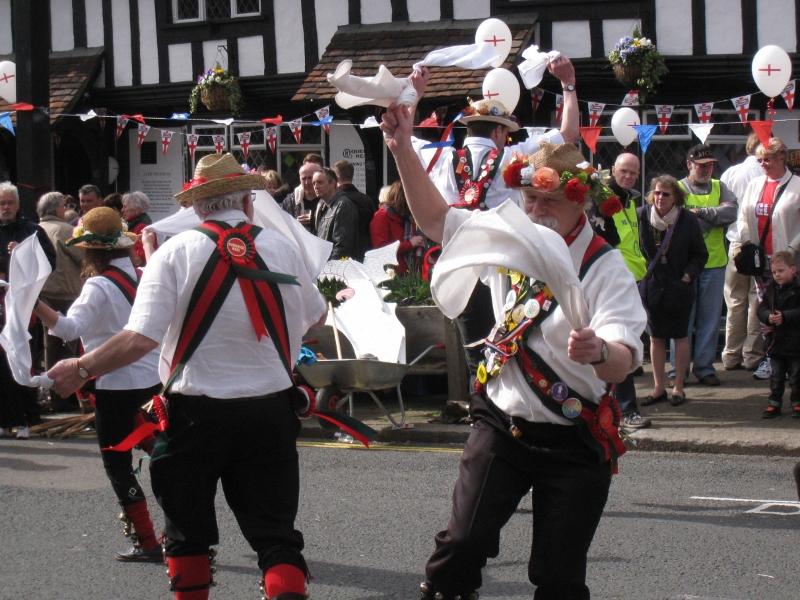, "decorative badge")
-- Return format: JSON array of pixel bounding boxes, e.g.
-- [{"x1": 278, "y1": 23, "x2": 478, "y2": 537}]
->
[
  {"x1": 562, "y1": 397, "x2": 583, "y2": 419},
  {"x1": 461, "y1": 181, "x2": 482, "y2": 207},
  {"x1": 550, "y1": 381, "x2": 568, "y2": 403},
  {"x1": 217, "y1": 228, "x2": 256, "y2": 267}
]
